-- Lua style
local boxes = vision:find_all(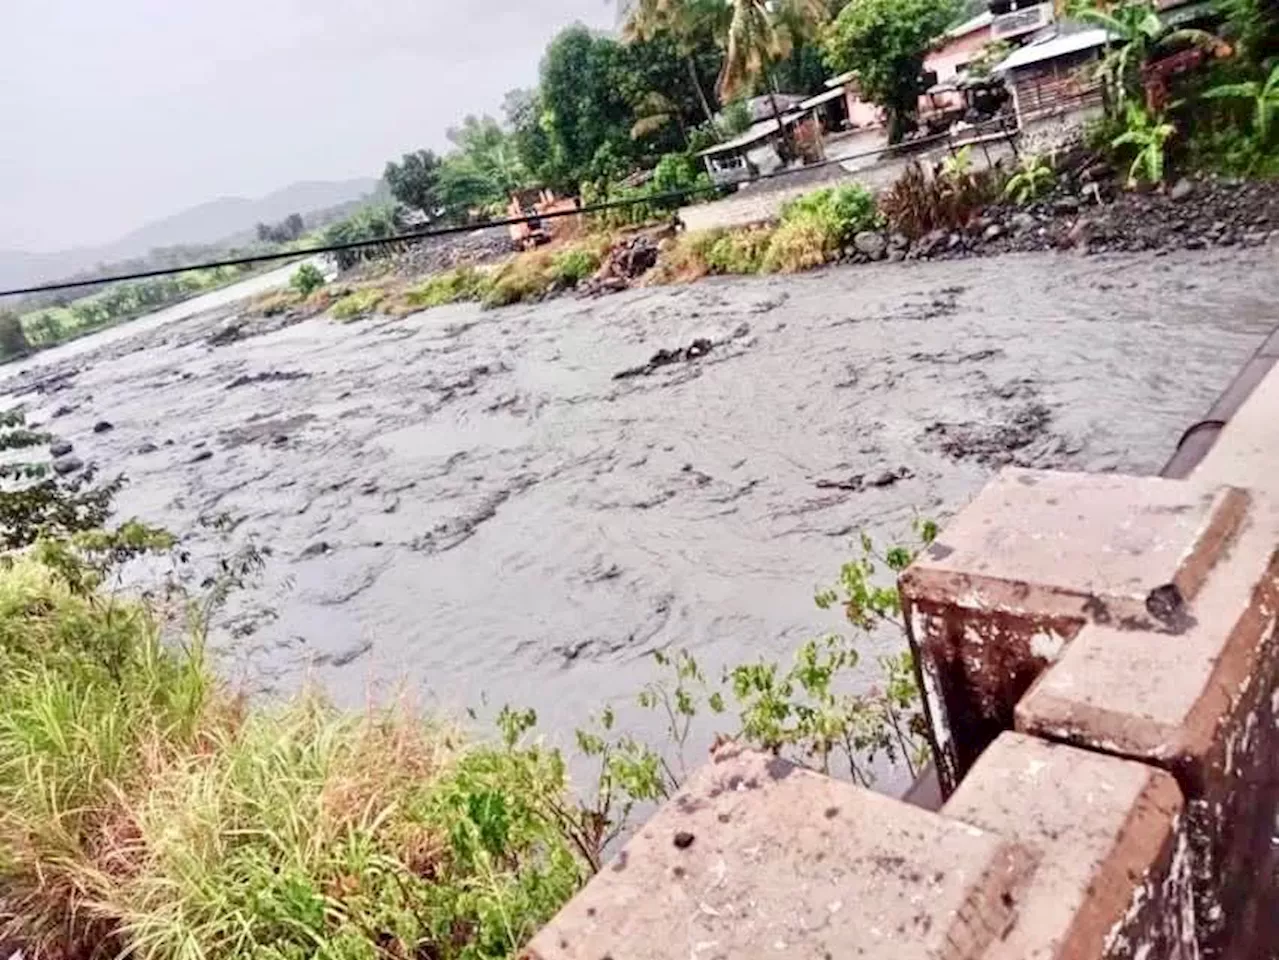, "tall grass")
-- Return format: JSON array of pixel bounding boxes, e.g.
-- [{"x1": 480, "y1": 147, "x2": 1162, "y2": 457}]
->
[{"x1": 0, "y1": 552, "x2": 585, "y2": 959}]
